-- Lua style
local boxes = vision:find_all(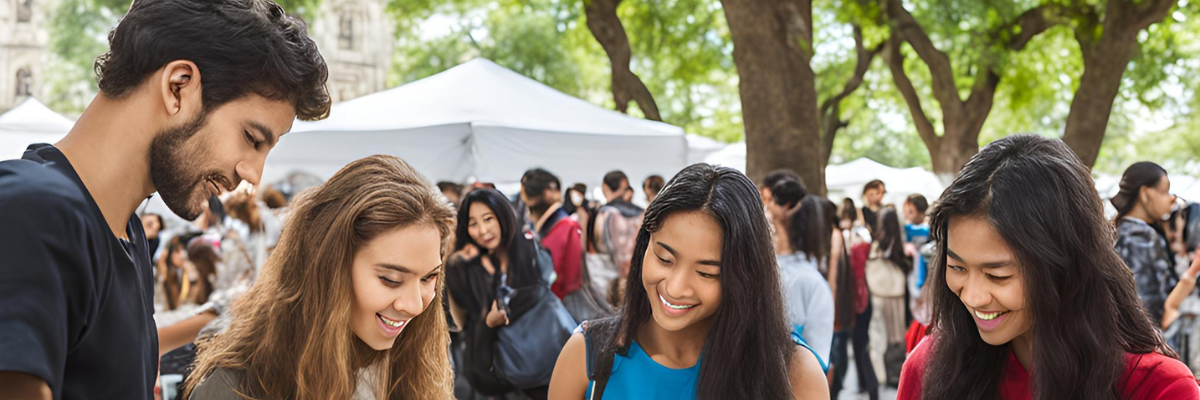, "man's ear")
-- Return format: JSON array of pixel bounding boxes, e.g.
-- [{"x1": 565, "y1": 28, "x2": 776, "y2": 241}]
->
[{"x1": 159, "y1": 60, "x2": 202, "y2": 119}]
